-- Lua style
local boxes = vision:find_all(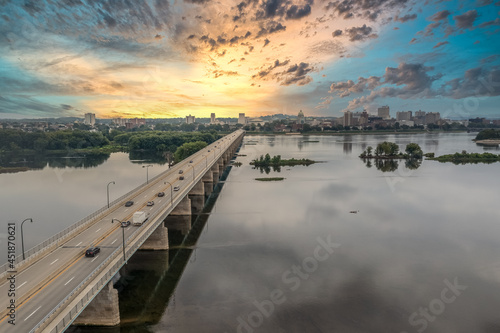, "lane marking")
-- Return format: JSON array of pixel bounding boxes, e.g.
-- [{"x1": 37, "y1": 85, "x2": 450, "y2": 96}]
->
[
  {"x1": 50, "y1": 259, "x2": 59, "y2": 265},
  {"x1": 91, "y1": 255, "x2": 99, "y2": 263},
  {"x1": 64, "y1": 277, "x2": 75, "y2": 286},
  {"x1": 24, "y1": 306, "x2": 41, "y2": 321},
  {"x1": 95, "y1": 228, "x2": 101, "y2": 233},
  {"x1": 125, "y1": 209, "x2": 129, "y2": 212},
  {"x1": 111, "y1": 239, "x2": 117, "y2": 245},
  {"x1": 76, "y1": 242, "x2": 82, "y2": 247},
  {"x1": 18, "y1": 281, "x2": 27, "y2": 289}
]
